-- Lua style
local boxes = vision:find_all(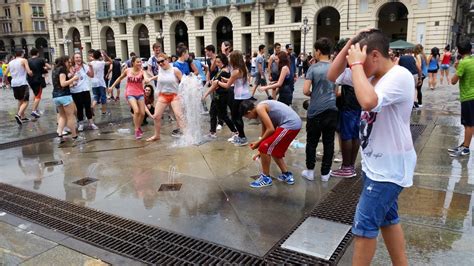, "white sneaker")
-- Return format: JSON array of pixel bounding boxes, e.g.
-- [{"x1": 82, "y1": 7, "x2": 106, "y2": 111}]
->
[
  {"x1": 302, "y1": 169, "x2": 314, "y2": 181},
  {"x1": 90, "y1": 123, "x2": 99, "y2": 130},
  {"x1": 227, "y1": 133, "x2": 239, "y2": 143},
  {"x1": 77, "y1": 124, "x2": 84, "y2": 132},
  {"x1": 321, "y1": 171, "x2": 331, "y2": 182},
  {"x1": 217, "y1": 124, "x2": 223, "y2": 131}
]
